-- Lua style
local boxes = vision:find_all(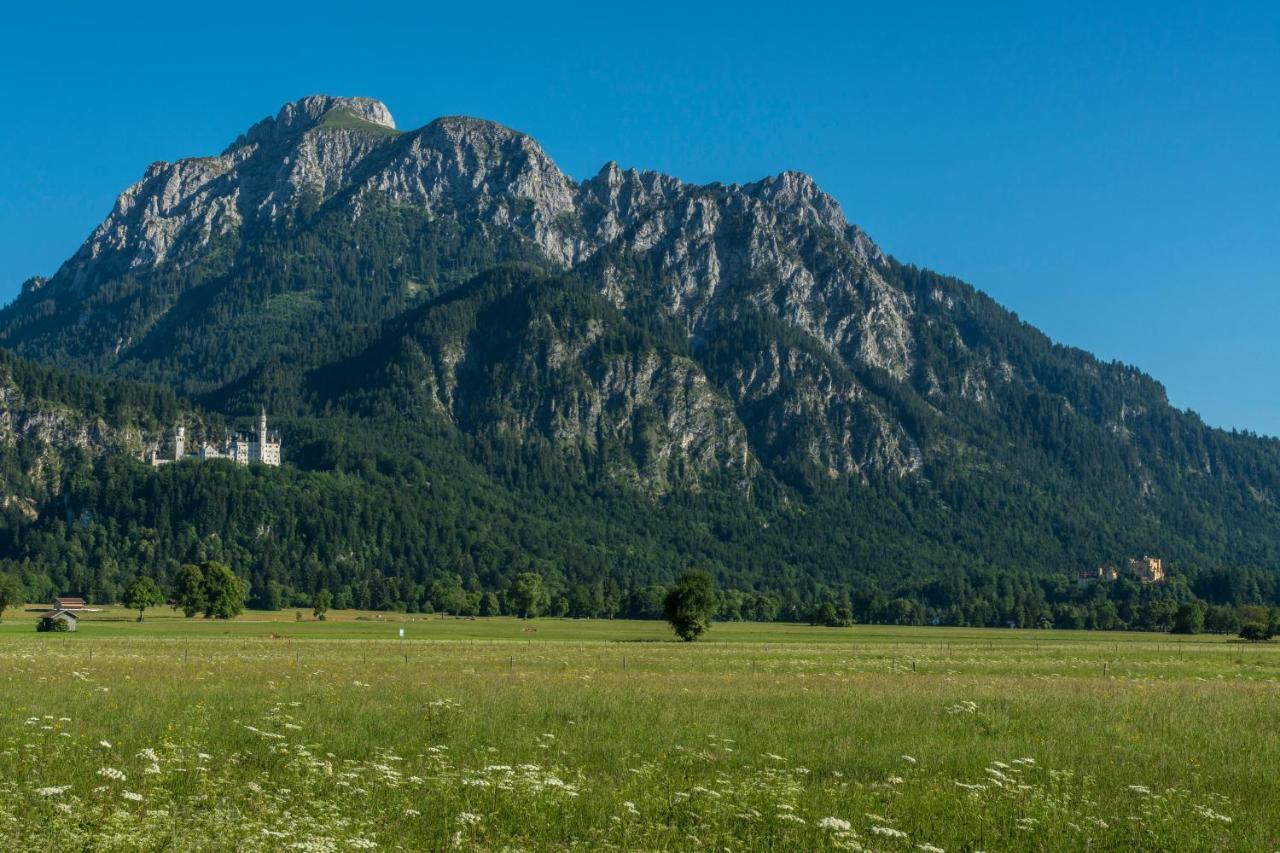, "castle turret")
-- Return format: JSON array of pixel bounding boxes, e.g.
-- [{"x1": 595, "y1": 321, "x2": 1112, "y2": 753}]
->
[
  {"x1": 174, "y1": 425, "x2": 186, "y2": 460},
  {"x1": 259, "y1": 408, "x2": 268, "y2": 446}
]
